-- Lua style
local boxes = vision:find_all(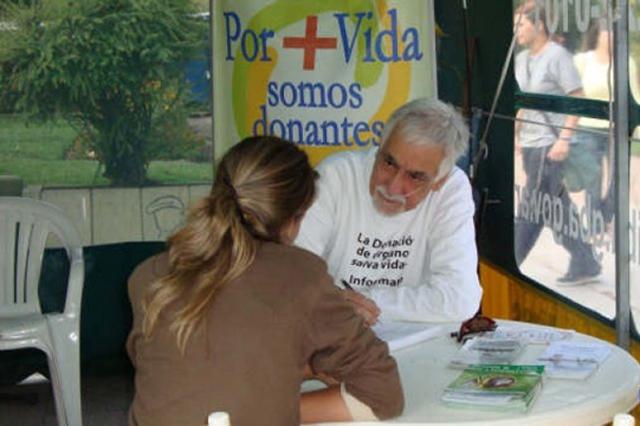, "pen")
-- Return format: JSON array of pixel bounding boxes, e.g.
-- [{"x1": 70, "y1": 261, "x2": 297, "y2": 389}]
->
[
  {"x1": 341, "y1": 279, "x2": 383, "y2": 325},
  {"x1": 340, "y1": 279, "x2": 354, "y2": 291}
]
